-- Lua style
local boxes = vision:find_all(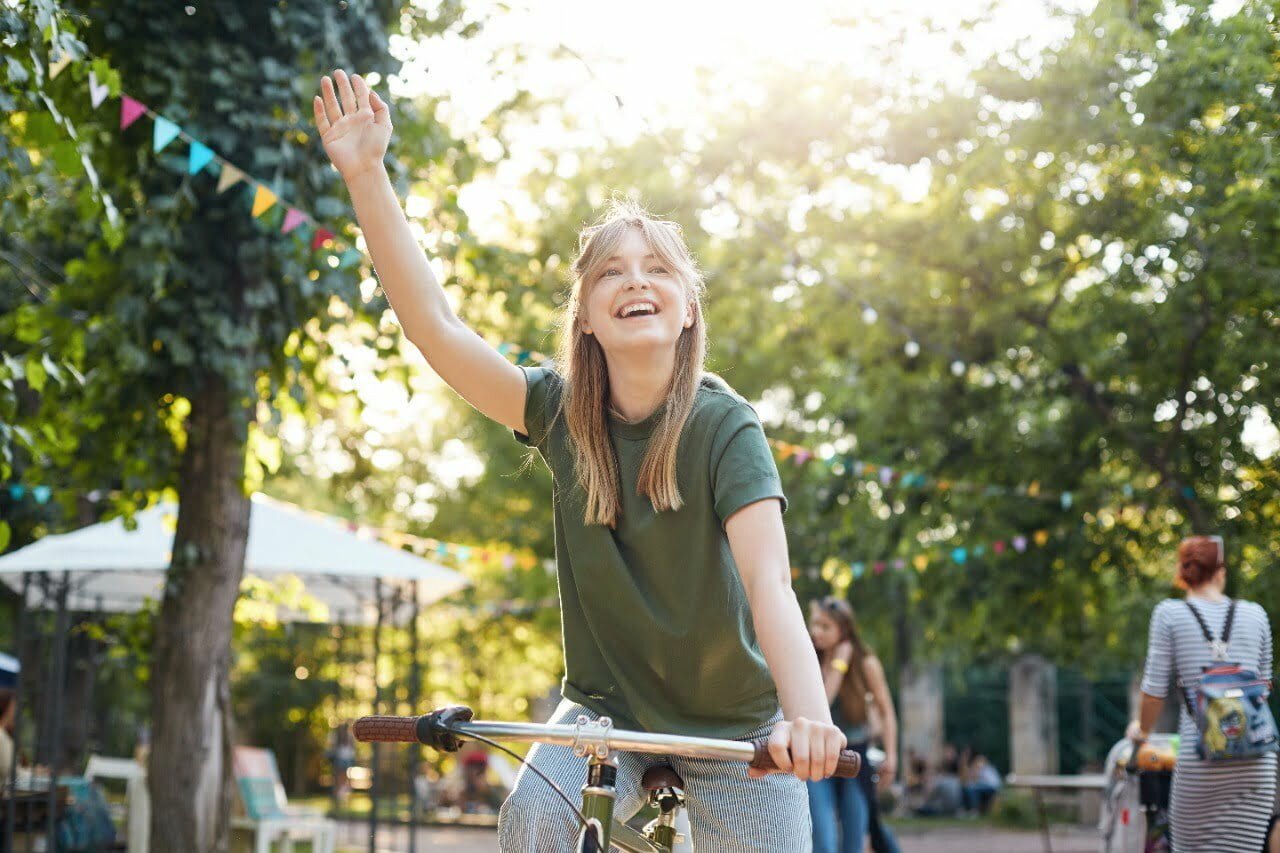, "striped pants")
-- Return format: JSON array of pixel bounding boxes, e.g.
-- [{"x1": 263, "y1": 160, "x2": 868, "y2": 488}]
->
[{"x1": 497, "y1": 698, "x2": 812, "y2": 852}]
